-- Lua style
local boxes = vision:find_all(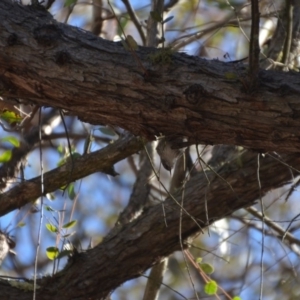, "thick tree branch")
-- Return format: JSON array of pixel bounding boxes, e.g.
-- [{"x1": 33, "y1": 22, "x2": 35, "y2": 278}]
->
[
  {"x1": 1, "y1": 1, "x2": 300, "y2": 152},
  {"x1": 1, "y1": 150, "x2": 298, "y2": 299}
]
